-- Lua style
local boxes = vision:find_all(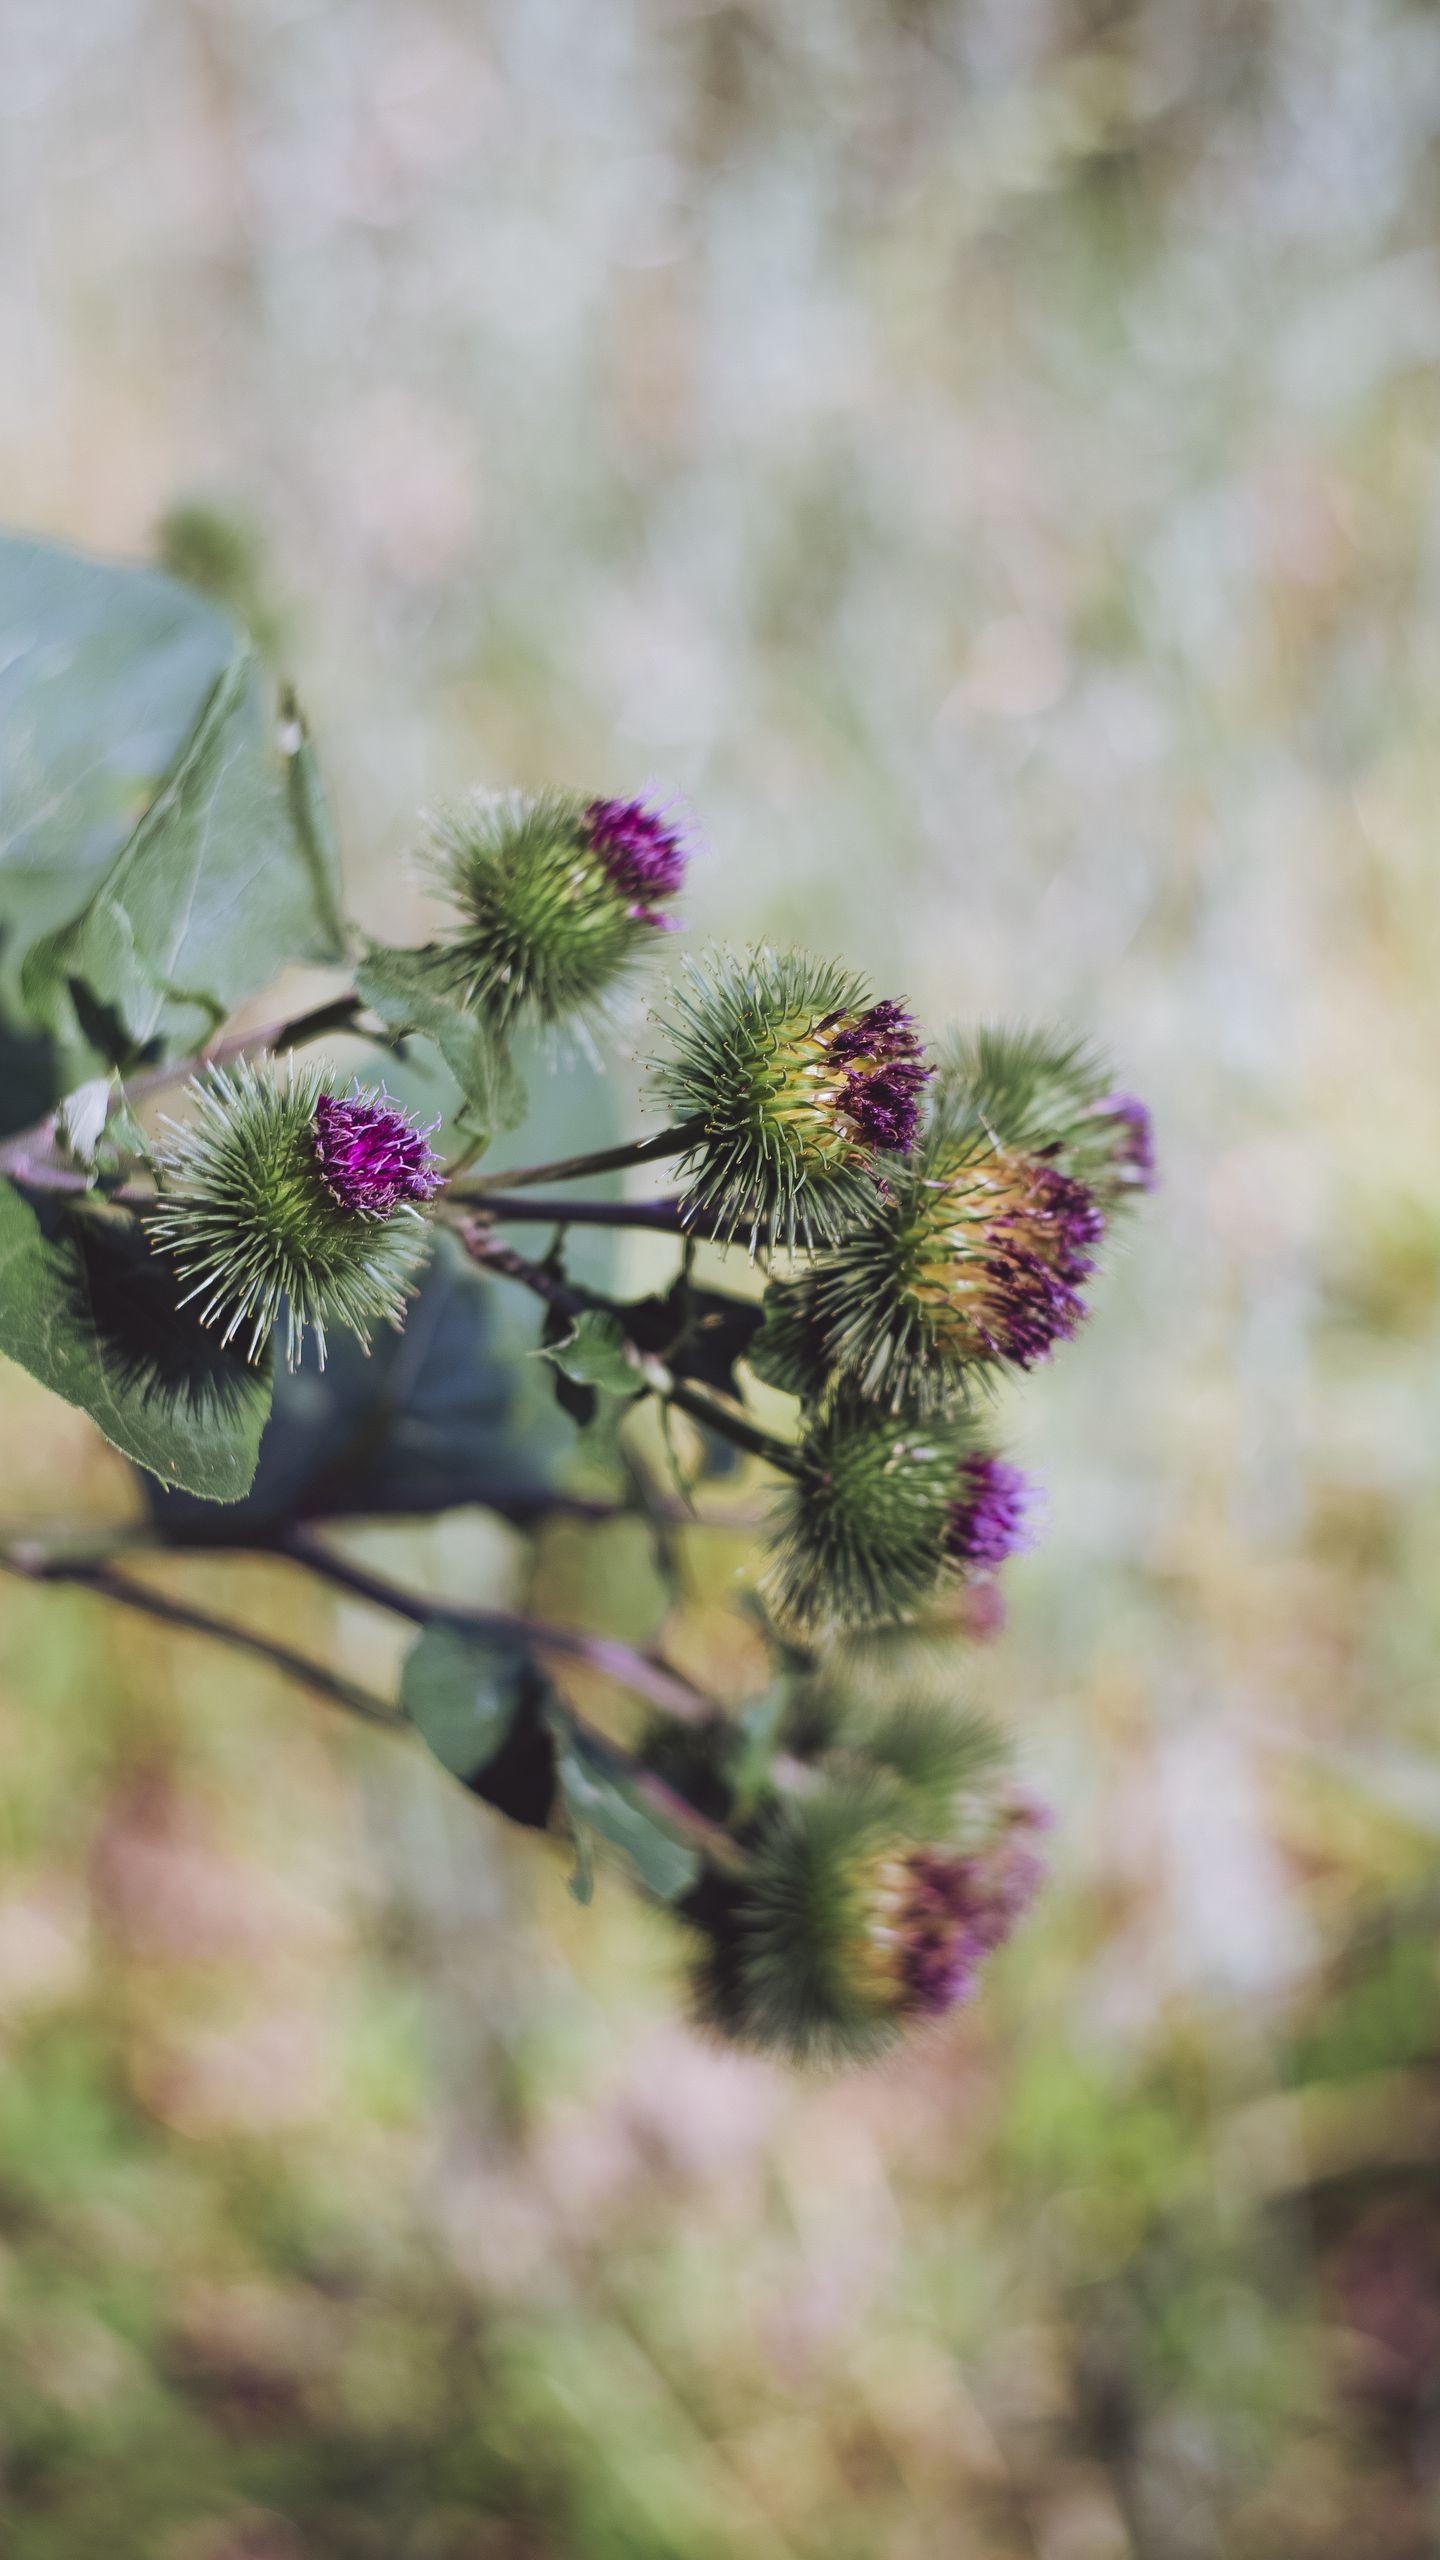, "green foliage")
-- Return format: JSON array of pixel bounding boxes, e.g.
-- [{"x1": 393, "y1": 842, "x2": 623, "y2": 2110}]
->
[
  {"x1": 355, "y1": 939, "x2": 526, "y2": 1138},
  {"x1": 550, "y1": 1710, "x2": 702, "y2": 1904},
  {"x1": 20, "y1": 644, "x2": 346, "y2": 1091}
]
